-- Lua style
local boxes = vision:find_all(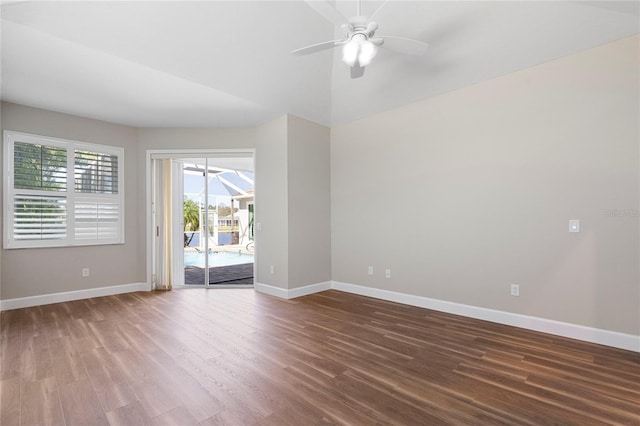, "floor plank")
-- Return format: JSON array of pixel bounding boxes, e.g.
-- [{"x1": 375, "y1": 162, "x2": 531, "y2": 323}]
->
[
  {"x1": 0, "y1": 376, "x2": 21, "y2": 426},
  {"x1": 20, "y1": 377, "x2": 65, "y2": 426},
  {"x1": 57, "y1": 379, "x2": 109, "y2": 426}
]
